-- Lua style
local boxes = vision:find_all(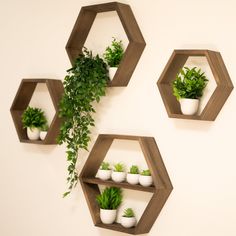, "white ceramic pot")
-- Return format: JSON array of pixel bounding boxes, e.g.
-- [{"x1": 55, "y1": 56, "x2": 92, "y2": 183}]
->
[
  {"x1": 108, "y1": 67, "x2": 117, "y2": 80},
  {"x1": 139, "y1": 175, "x2": 153, "y2": 187},
  {"x1": 179, "y1": 98, "x2": 199, "y2": 115},
  {"x1": 111, "y1": 171, "x2": 126, "y2": 183},
  {"x1": 126, "y1": 173, "x2": 140, "y2": 185},
  {"x1": 100, "y1": 209, "x2": 117, "y2": 224},
  {"x1": 40, "y1": 131, "x2": 47, "y2": 140},
  {"x1": 27, "y1": 127, "x2": 40, "y2": 140},
  {"x1": 97, "y1": 169, "x2": 112, "y2": 181},
  {"x1": 121, "y1": 216, "x2": 136, "y2": 228}
]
